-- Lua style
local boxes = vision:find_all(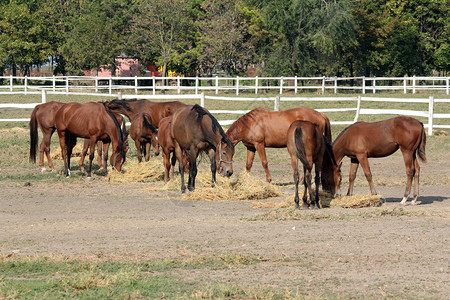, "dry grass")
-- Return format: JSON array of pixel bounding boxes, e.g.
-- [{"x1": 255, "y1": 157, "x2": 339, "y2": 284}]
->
[
  {"x1": 107, "y1": 159, "x2": 165, "y2": 182},
  {"x1": 51, "y1": 143, "x2": 84, "y2": 159}
]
